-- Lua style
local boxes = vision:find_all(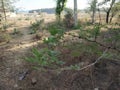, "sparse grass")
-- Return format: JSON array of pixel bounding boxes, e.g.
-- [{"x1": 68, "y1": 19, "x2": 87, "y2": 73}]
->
[
  {"x1": 63, "y1": 11, "x2": 74, "y2": 28},
  {"x1": 30, "y1": 19, "x2": 44, "y2": 34},
  {"x1": 18, "y1": 18, "x2": 22, "y2": 20},
  {"x1": 0, "y1": 13, "x2": 120, "y2": 90},
  {"x1": 25, "y1": 17, "x2": 30, "y2": 20},
  {"x1": 12, "y1": 28, "x2": 20, "y2": 35},
  {"x1": 25, "y1": 48, "x2": 64, "y2": 68},
  {"x1": 0, "y1": 33, "x2": 11, "y2": 43}
]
